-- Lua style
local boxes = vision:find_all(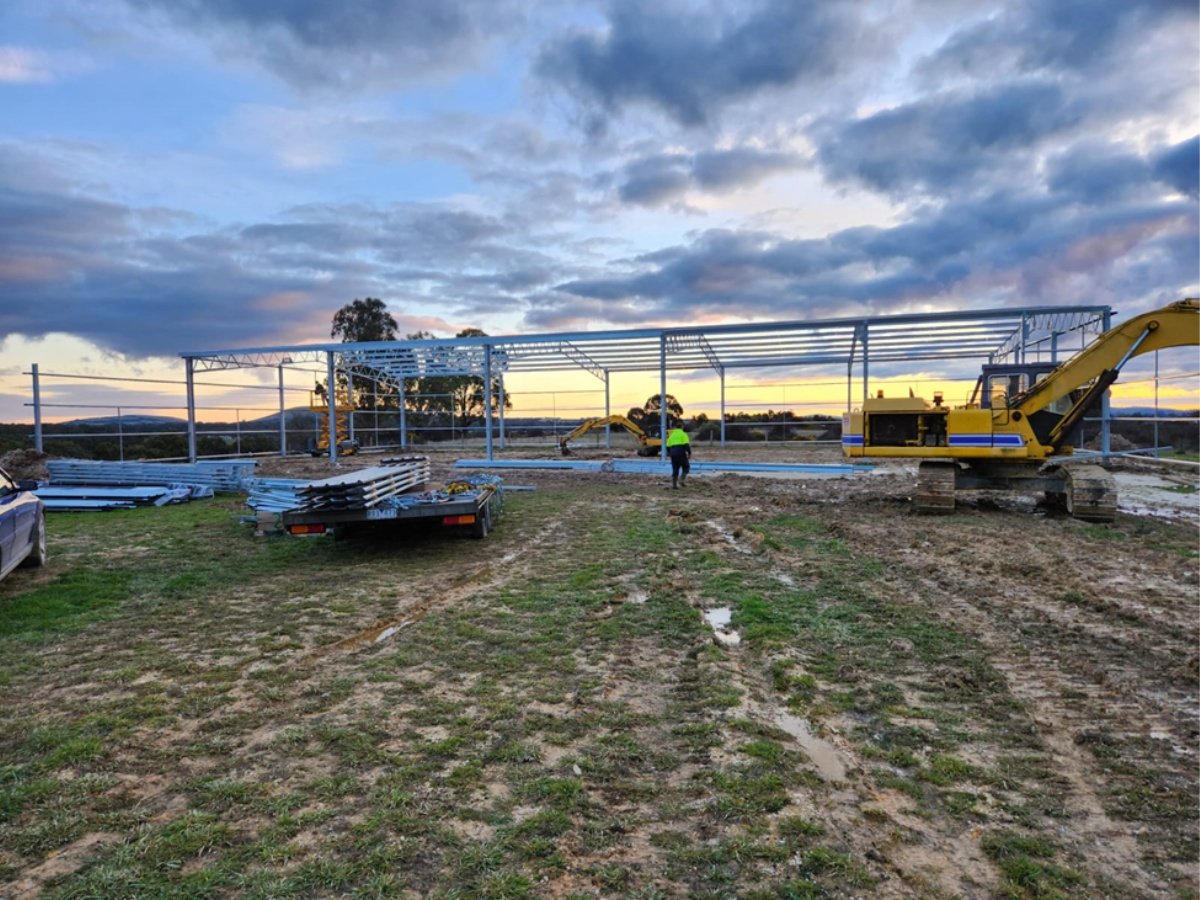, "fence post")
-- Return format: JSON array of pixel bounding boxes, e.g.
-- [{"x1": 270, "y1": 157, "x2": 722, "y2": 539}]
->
[{"x1": 117, "y1": 407, "x2": 124, "y2": 461}]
